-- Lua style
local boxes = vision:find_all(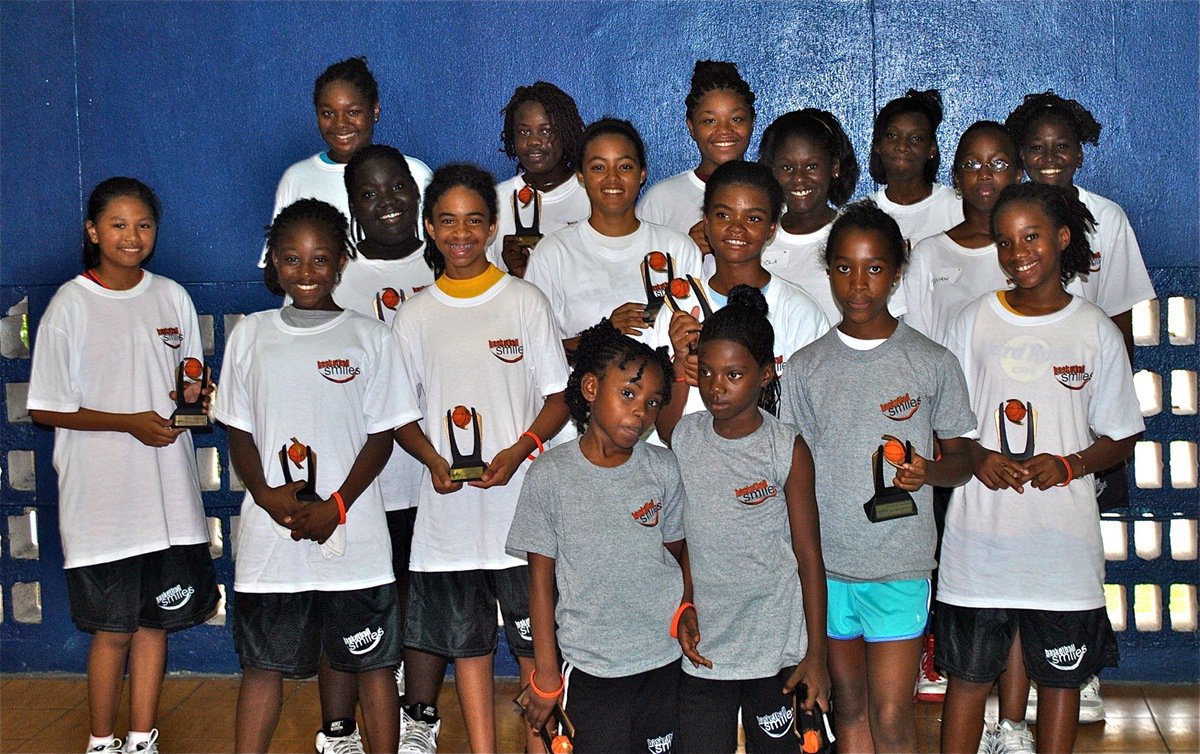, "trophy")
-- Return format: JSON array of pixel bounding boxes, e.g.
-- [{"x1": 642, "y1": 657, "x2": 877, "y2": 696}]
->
[
  {"x1": 446, "y1": 406, "x2": 486, "y2": 482},
  {"x1": 662, "y1": 275, "x2": 714, "y2": 319},
  {"x1": 170, "y1": 357, "x2": 211, "y2": 429},
  {"x1": 372, "y1": 287, "x2": 406, "y2": 321},
  {"x1": 641, "y1": 251, "x2": 676, "y2": 322},
  {"x1": 279, "y1": 437, "x2": 320, "y2": 502},
  {"x1": 997, "y1": 399, "x2": 1036, "y2": 460},
  {"x1": 792, "y1": 686, "x2": 835, "y2": 754},
  {"x1": 514, "y1": 685, "x2": 575, "y2": 753},
  {"x1": 507, "y1": 187, "x2": 543, "y2": 248},
  {"x1": 863, "y1": 434, "x2": 917, "y2": 522}
]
